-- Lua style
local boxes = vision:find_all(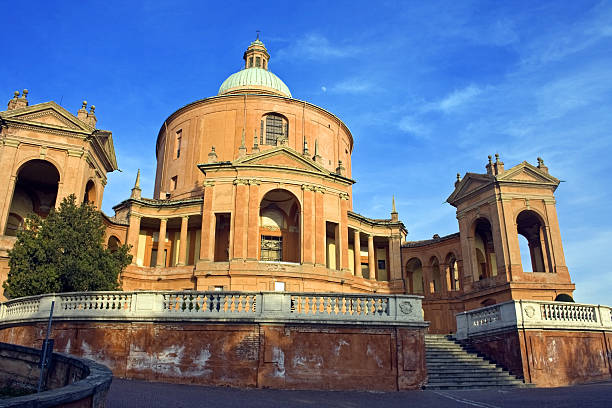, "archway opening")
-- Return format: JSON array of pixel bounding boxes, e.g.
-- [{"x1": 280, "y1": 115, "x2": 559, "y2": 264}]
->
[
  {"x1": 4, "y1": 159, "x2": 60, "y2": 236},
  {"x1": 517, "y1": 210, "x2": 550, "y2": 273},
  {"x1": 446, "y1": 253, "x2": 460, "y2": 291},
  {"x1": 259, "y1": 189, "x2": 300, "y2": 263},
  {"x1": 107, "y1": 236, "x2": 120, "y2": 252},
  {"x1": 430, "y1": 256, "x2": 441, "y2": 293},
  {"x1": 405, "y1": 257, "x2": 423, "y2": 294},
  {"x1": 473, "y1": 218, "x2": 497, "y2": 280},
  {"x1": 481, "y1": 298, "x2": 497, "y2": 307},
  {"x1": 84, "y1": 180, "x2": 96, "y2": 206},
  {"x1": 555, "y1": 293, "x2": 574, "y2": 302}
]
